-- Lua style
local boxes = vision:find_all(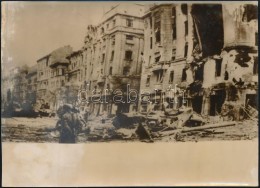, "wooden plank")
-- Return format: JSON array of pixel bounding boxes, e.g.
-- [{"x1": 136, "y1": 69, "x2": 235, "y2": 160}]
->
[{"x1": 182, "y1": 121, "x2": 237, "y2": 133}]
